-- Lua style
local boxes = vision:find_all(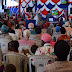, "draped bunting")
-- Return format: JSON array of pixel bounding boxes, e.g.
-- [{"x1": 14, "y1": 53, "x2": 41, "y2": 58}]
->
[
  {"x1": 58, "y1": 3, "x2": 69, "y2": 8},
  {"x1": 51, "y1": 0, "x2": 60, "y2": 3},
  {"x1": 42, "y1": 9, "x2": 48, "y2": 15},
  {"x1": 18, "y1": 0, "x2": 71, "y2": 20},
  {"x1": 40, "y1": 0, "x2": 47, "y2": 3},
  {"x1": 45, "y1": 3, "x2": 55, "y2": 9},
  {"x1": 69, "y1": 14, "x2": 72, "y2": 19}
]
